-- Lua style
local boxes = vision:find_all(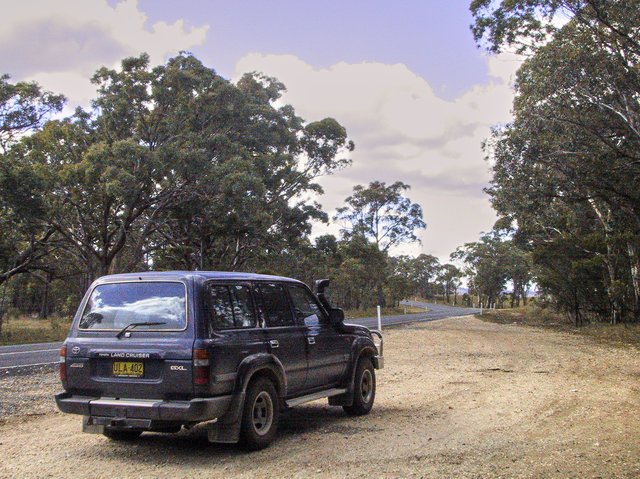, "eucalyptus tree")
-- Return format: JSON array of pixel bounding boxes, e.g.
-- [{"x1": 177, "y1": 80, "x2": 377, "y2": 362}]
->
[
  {"x1": 437, "y1": 264, "x2": 463, "y2": 305},
  {"x1": 152, "y1": 67, "x2": 354, "y2": 271},
  {"x1": 0, "y1": 76, "x2": 64, "y2": 333},
  {"x1": 471, "y1": 0, "x2": 640, "y2": 56},
  {"x1": 19, "y1": 55, "x2": 205, "y2": 281},
  {"x1": 452, "y1": 233, "x2": 511, "y2": 308},
  {"x1": 471, "y1": 0, "x2": 640, "y2": 322},
  {"x1": 22, "y1": 53, "x2": 354, "y2": 282},
  {"x1": 335, "y1": 181, "x2": 425, "y2": 253},
  {"x1": 0, "y1": 76, "x2": 63, "y2": 286},
  {"x1": 409, "y1": 253, "x2": 441, "y2": 299},
  {"x1": 335, "y1": 181, "x2": 426, "y2": 305},
  {"x1": 0, "y1": 75, "x2": 64, "y2": 153}
]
